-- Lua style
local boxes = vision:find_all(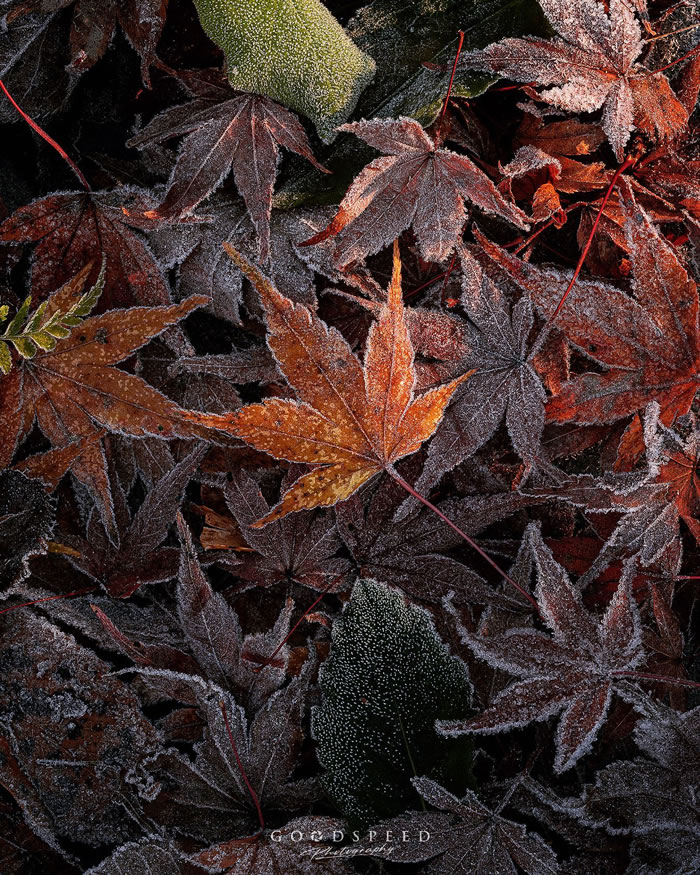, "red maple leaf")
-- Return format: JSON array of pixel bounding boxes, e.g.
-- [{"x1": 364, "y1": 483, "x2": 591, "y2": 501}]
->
[
  {"x1": 478, "y1": 184, "x2": 699, "y2": 464},
  {"x1": 0, "y1": 190, "x2": 175, "y2": 309},
  {"x1": 127, "y1": 69, "x2": 328, "y2": 261},
  {"x1": 458, "y1": 0, "x2": 688, "y2": 159},
  {"x1": 302, "y1": 116, "x2": 529, "y2": 266}
]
